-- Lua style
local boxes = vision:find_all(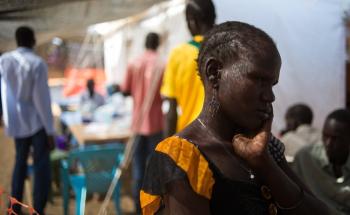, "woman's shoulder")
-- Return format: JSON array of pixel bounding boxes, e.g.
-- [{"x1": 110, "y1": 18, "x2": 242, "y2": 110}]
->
[
  {"x1": 155, "y1": 136, "x2": 203, "y2": 159},
  {"x1": 141, "y1": 136, "x2": 215, "y2": 214},
  {"x1": 149, "y1": 136, "x2": 215, "y2": 197}
]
